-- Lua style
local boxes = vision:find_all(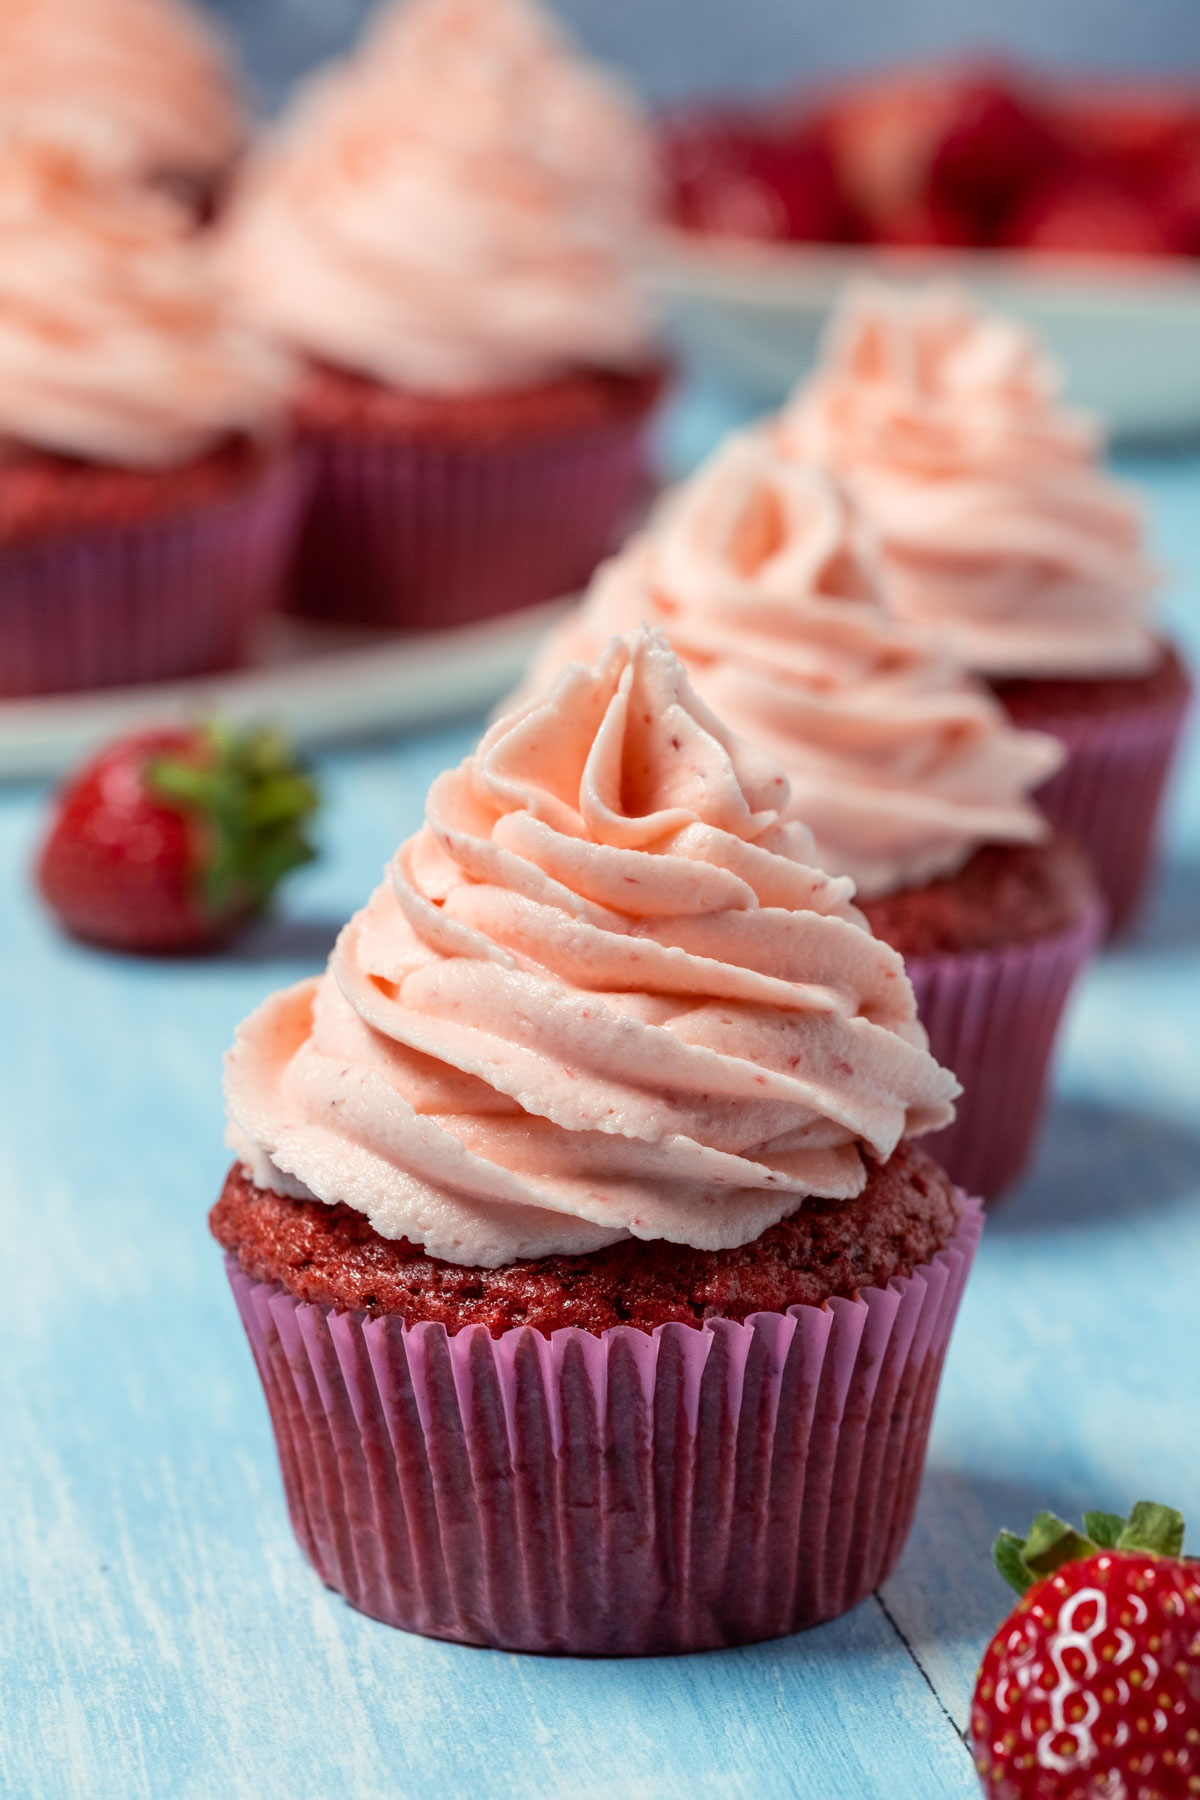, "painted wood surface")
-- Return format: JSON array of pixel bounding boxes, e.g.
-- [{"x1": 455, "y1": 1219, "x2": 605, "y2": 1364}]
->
[{"x1": 1, "y1": 455, "x2": 1197, "y2": 1800}]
